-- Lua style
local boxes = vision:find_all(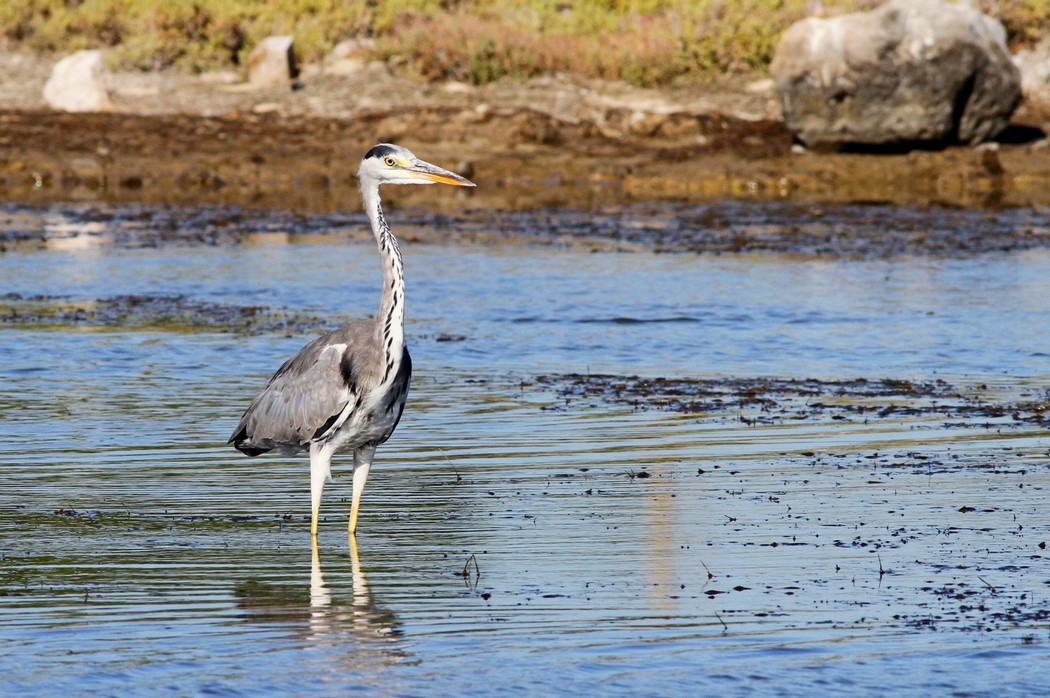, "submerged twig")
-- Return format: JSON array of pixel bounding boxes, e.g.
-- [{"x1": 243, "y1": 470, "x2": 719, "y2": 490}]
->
[
  {"x1": 440, "y1": 449, "x2": 462, "y2": 484},
  {"x1": 463, "y1": 553, "x2": 481, "y2": 589}
]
